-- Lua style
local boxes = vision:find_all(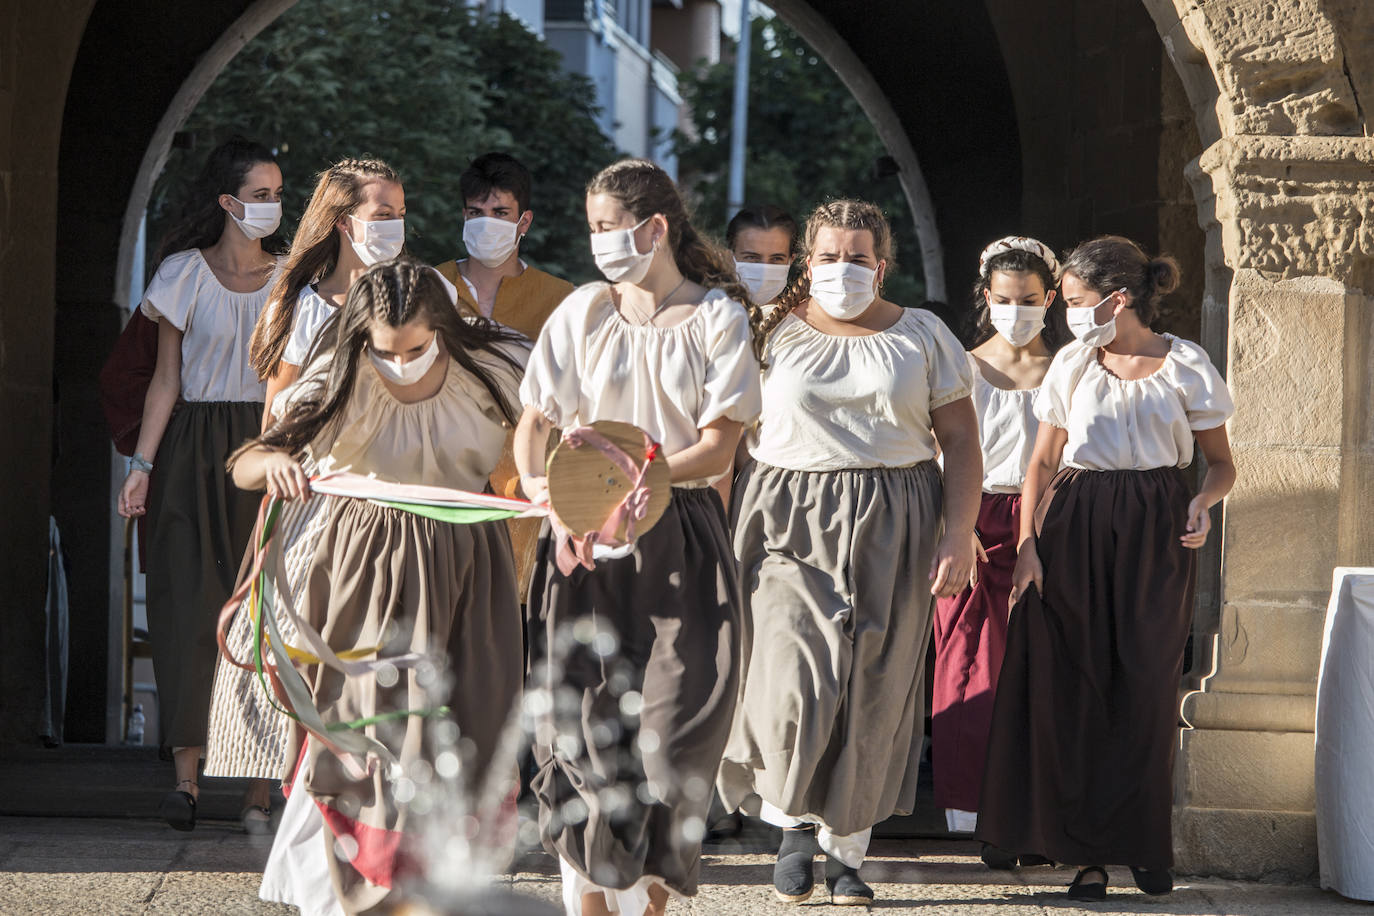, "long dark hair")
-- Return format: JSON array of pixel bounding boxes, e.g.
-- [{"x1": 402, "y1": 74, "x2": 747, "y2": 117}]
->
[
  {"x1": 249, "y1": 157, "x2": 402, "y2": 379},
  {"x1": 231, "y1": 258, "x2": 527, "y2": 465},
  {"x1": 969, "y1": 247, "x2": 1069, "y2": 351},
  {"x1": 154, "y1": 137, "x2": 282, "y2": 264},
  {"x1": 758, "y1": 198, "x2": 894, "y2": 340},
  {"x1": 587, "y1": 158, "x2": 765, "y2": 361},
  {"x1": 1060, "y1": 235, "x2": 1180, "y2": 326}
]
